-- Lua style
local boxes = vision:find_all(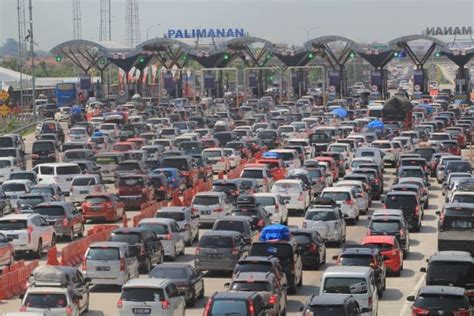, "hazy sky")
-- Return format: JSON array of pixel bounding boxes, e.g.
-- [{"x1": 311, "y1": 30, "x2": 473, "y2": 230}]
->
[{"x1": 0, "y1": 0, "x2": 473, "y2": 51}]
